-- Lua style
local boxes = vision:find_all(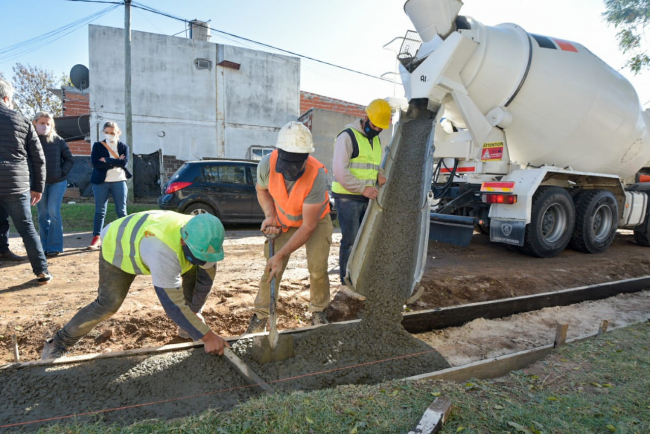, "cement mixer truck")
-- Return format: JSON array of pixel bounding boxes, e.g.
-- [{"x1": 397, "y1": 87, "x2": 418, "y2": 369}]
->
[
  {"x1": 398, "y1": 0, "x2": 650, "y2": 258},
  {"x1": 345, "y1": 0, "x2": 650, "y2": 302}
]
